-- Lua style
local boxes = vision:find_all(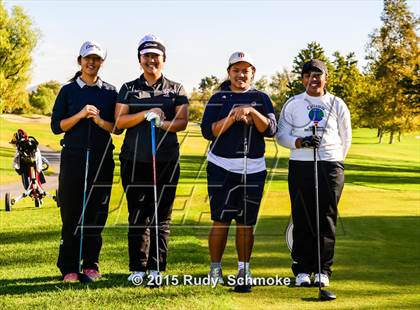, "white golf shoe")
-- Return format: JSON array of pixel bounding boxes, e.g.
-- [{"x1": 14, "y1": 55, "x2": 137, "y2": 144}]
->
[
  {"x1": 295, "y1": 273, "x2": 311, "y2": 287},
  {"x1": 146, "y1": 270, "x2": 161, "y2": 288},
  {"x1": 209, "y1": 266, "x2": 224, "y2": 285},
  {"x1": 128, "y1": 271, "x2": 146, "y2": 285},
  {"x1": 314, "y1": 273, "x2": 330, "y2": 287}
]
